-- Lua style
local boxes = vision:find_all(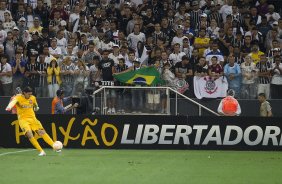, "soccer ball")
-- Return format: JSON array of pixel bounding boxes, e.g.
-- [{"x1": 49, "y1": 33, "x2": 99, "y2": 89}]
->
[{"x1": 53, "y1": 141, "x2": 63, "y2": 151}]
